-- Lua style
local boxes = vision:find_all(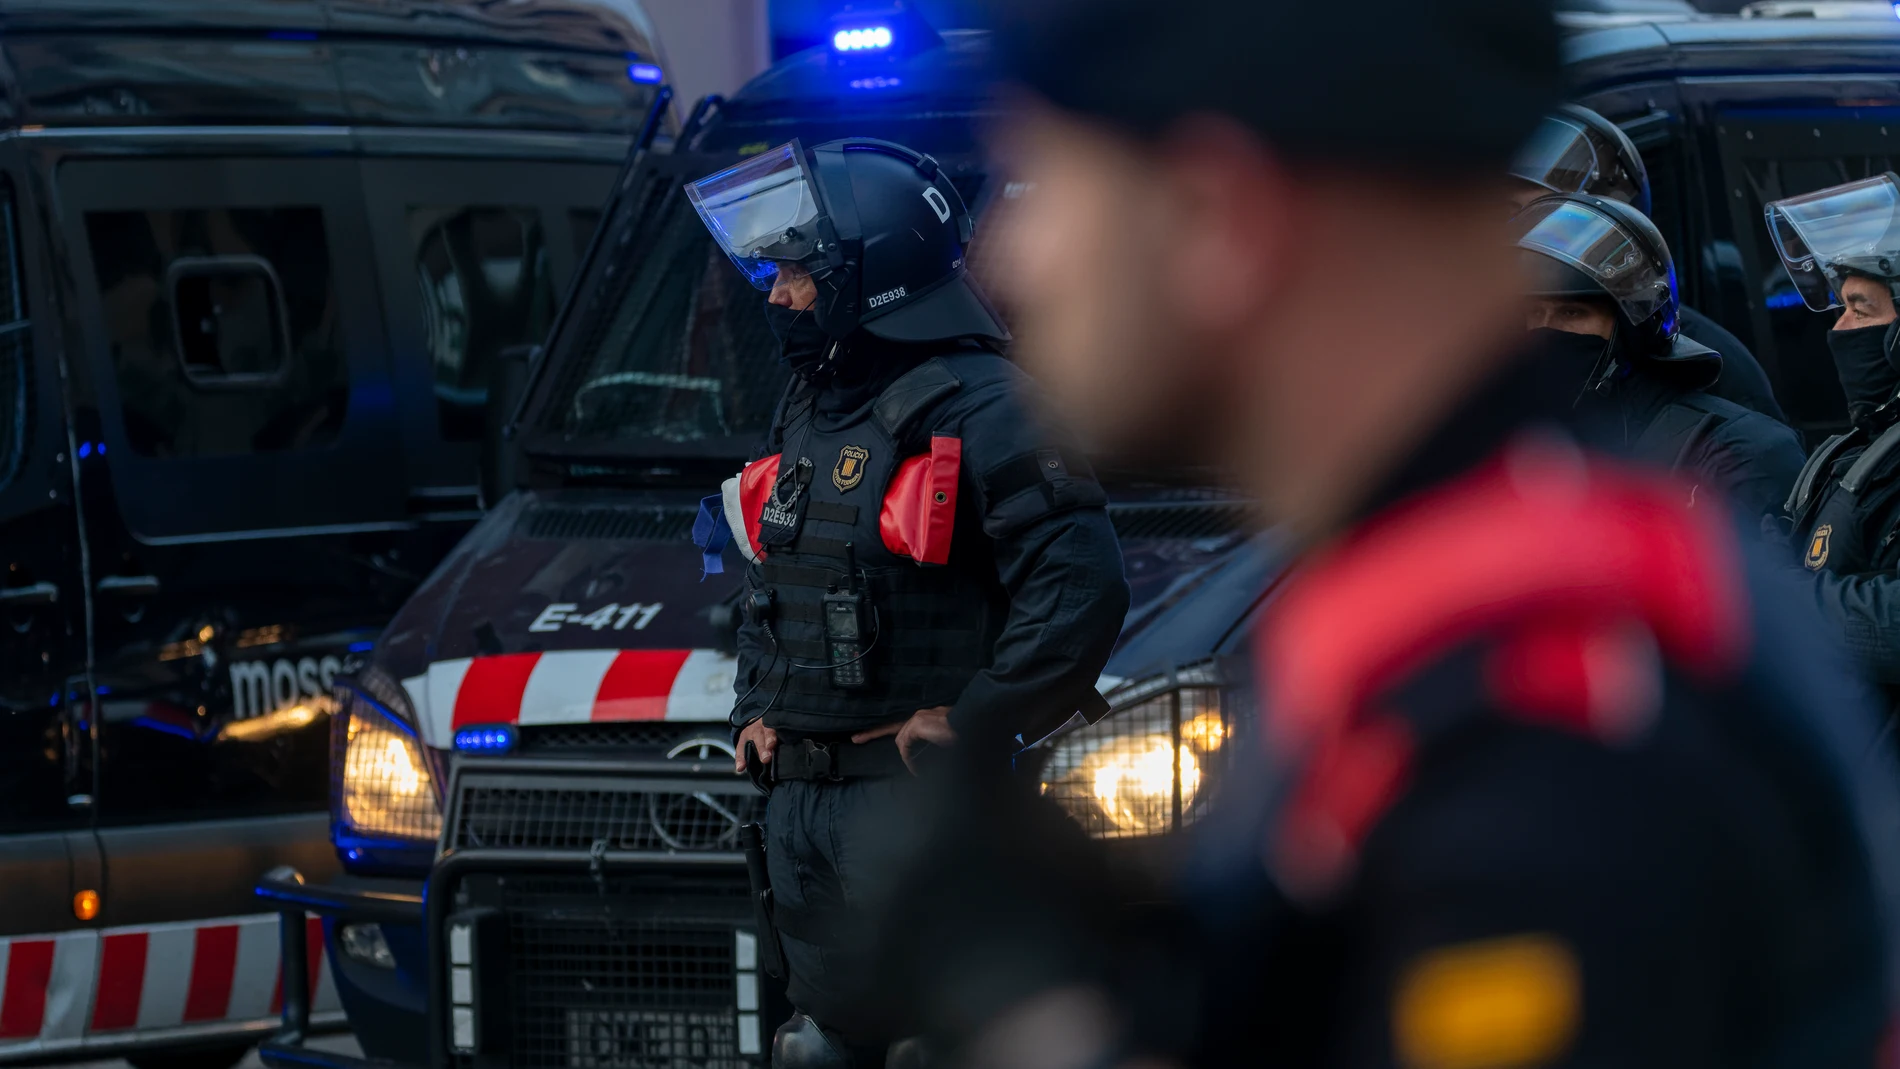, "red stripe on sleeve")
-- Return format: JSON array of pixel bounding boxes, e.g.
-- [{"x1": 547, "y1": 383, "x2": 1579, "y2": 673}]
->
[
  {"x1": 90, "y1": 931, "x2": 149, "y2": 1031},
  {"x1": 0, "y1": 940, "x2": 55, "y2": 1039},
  {"x1": 593, "y1": 649, "x2": 692, "y2": 721},
  {"x1": 182, "y1": 925, "x2": 240, "y2": 1022},
  {"x1": 451, "y1": 653, "x2": 542, "y2": 729}
]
